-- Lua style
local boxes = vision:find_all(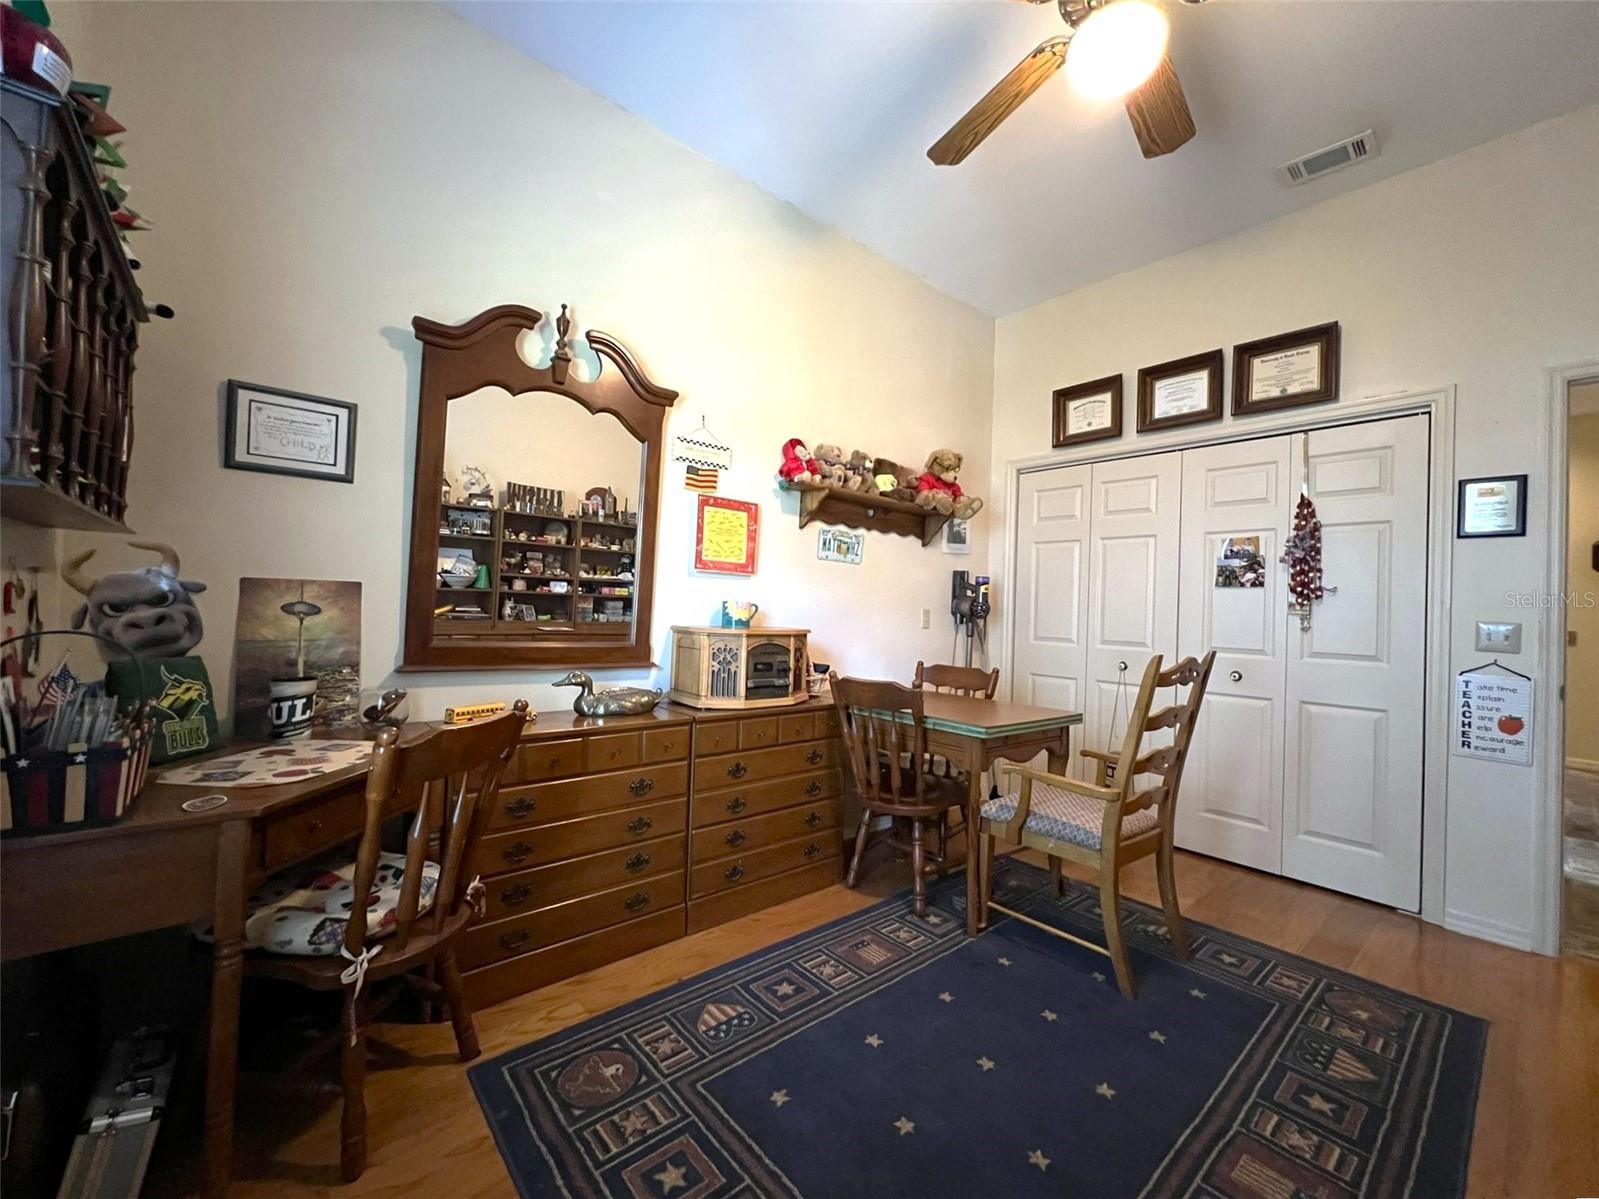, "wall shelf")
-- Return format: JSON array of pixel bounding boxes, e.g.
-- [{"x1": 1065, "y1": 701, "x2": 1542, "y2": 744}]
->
[{"x1": 787, "y1": 482, "x2": 949, "y2": 546}]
